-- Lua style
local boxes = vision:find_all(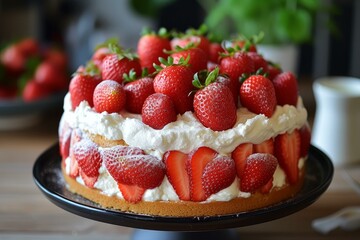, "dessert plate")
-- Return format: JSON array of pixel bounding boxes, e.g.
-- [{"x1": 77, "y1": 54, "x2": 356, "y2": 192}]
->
[{"x1": 33, "y1": 143, "x2": 333, "y2": 232}]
